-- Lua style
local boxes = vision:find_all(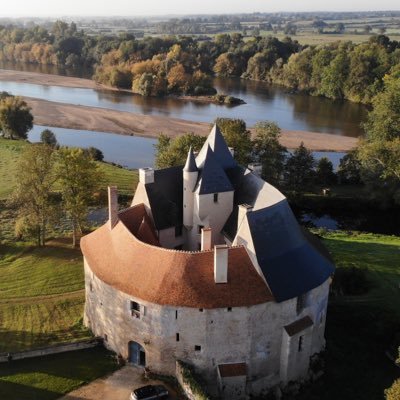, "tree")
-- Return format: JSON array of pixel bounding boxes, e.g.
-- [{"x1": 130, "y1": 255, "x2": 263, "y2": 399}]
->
[
  {"x1": 85, "y1": 146, "x2": 104, "y2": 161},
  {"x1": 284, "y1": 142, "x2": 315, "y2": 193},
  {"x1": 337, "y1": 150, "x2": 361, "y2": 184},
  {"x1": 155, "y1": 133, "x2": 205, "y2": 169},
  {"x1": 252, "y1": 121, "x2": 287, "y2": 185},
  {"x1": 40, "y1": 129, "x2": 58, "y2": 147},
  {"x1": 357, "y1": 138, "x2": 400, "y2": 205},
  {"x1": 11, "y1": 144, "x2": 57, "y2": 246},
  {"x1": 0, "y1": 96, "x2": 33, "y2": 140},
  {"x1": 363, "y1": 70, "x2": 400, "y2": 141},
  {"x1": 214, "y1": 118, "x2": 252, "y2": 165},
  {"x1": 56, "y1": 147, "x2": 103, "y2": 247},
  {"x1": 315, "y1": 157, "x2": 337, "y2": 186}
]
